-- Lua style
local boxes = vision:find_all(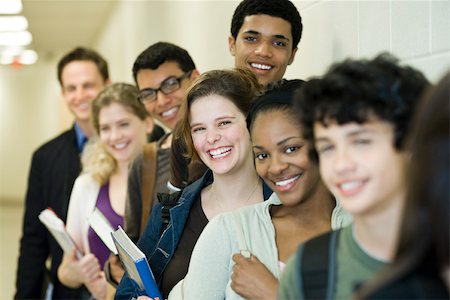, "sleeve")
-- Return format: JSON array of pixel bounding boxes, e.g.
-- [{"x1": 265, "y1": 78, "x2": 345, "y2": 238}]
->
[
  {"x1": 15, "y1": 150, "x2": 49, "y2": 298},
  {"x1": 114, "y1": 271, "x2": 147, "y2": 300},
  {"x1": 170, "y1": 215, "x2": 234, "y2": 300},
  {"x1": 124, "y1": 153, "x2": 143, "y2": 243},
  {"x1": 278, "y1": 254, "x2": 301, "y2": 300}
]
